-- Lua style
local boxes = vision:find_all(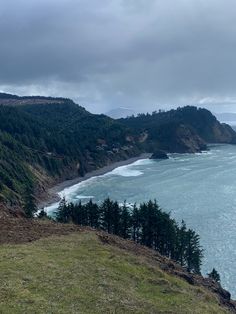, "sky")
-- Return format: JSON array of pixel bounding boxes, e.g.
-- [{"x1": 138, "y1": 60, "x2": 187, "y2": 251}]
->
[{"x1": 1, "y1": 0, "x2": 236, "y2": 114}]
